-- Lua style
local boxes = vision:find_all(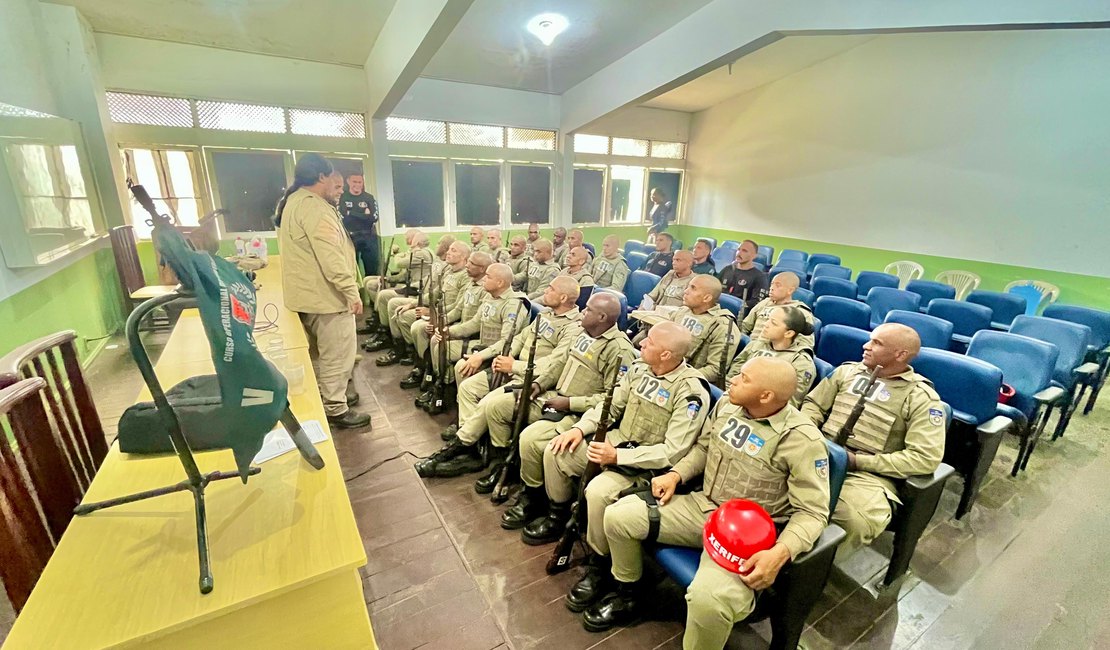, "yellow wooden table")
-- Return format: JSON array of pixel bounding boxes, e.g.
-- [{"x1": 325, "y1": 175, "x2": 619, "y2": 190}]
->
[{"x1": 4, "y1": 269, "x2": 374, "y2": 648}]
